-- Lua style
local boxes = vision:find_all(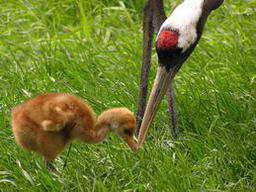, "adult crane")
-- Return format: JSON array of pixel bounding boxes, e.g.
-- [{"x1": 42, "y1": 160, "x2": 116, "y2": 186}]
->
[{"x1": 136, "y1": 0, "x2": 224, "y2": 146}]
